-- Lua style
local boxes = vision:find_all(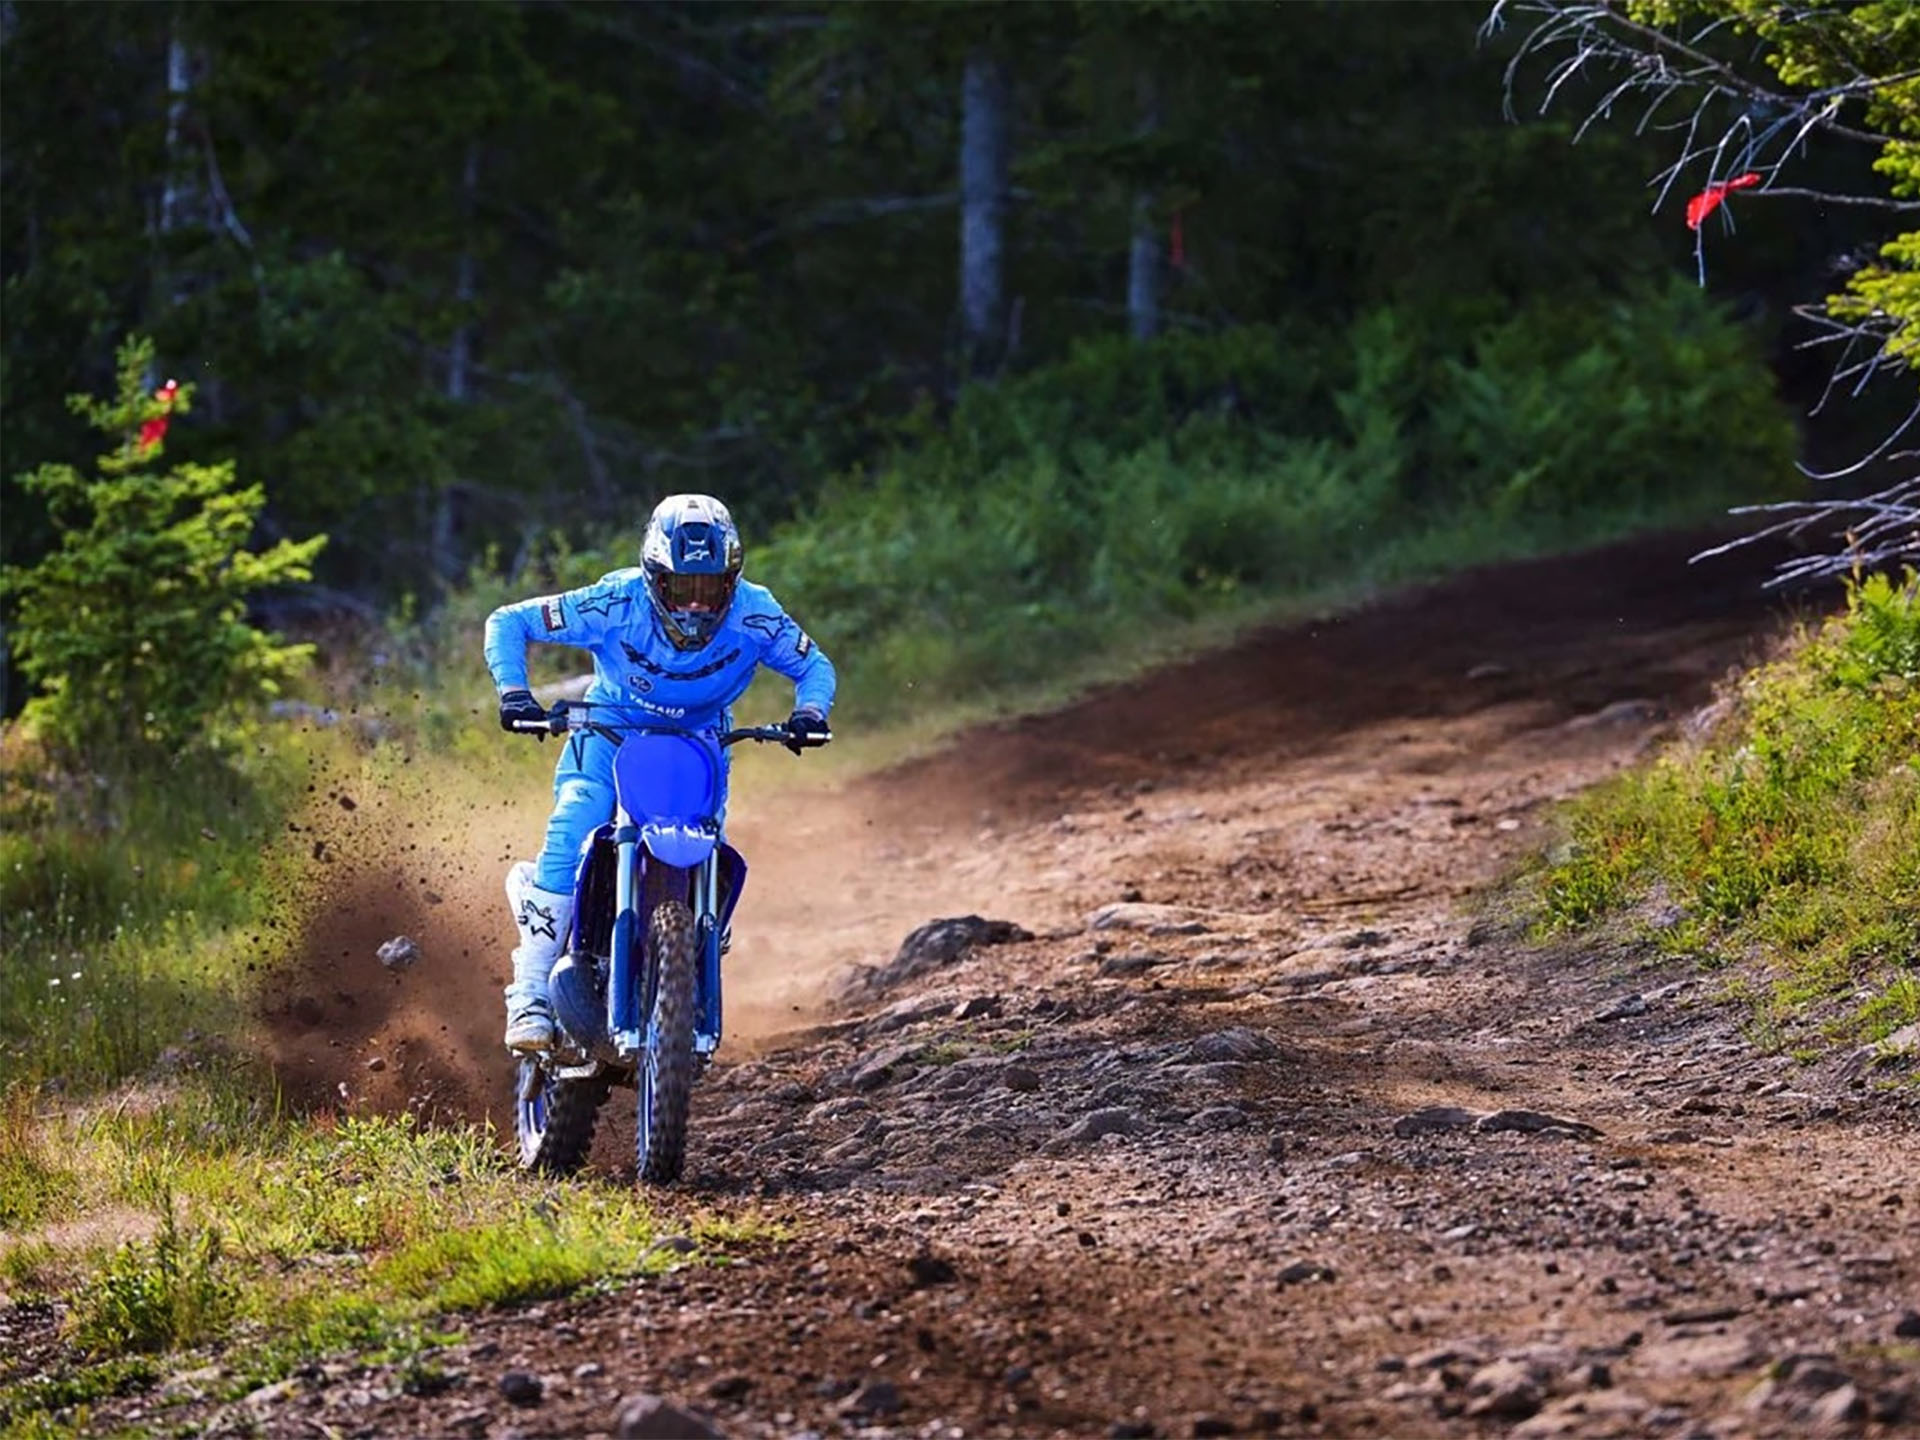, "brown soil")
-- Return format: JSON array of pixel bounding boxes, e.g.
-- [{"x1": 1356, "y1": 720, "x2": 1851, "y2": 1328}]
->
[{"x1": 93, "y1": 533, "x2": 1920, "y2": 1437}]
